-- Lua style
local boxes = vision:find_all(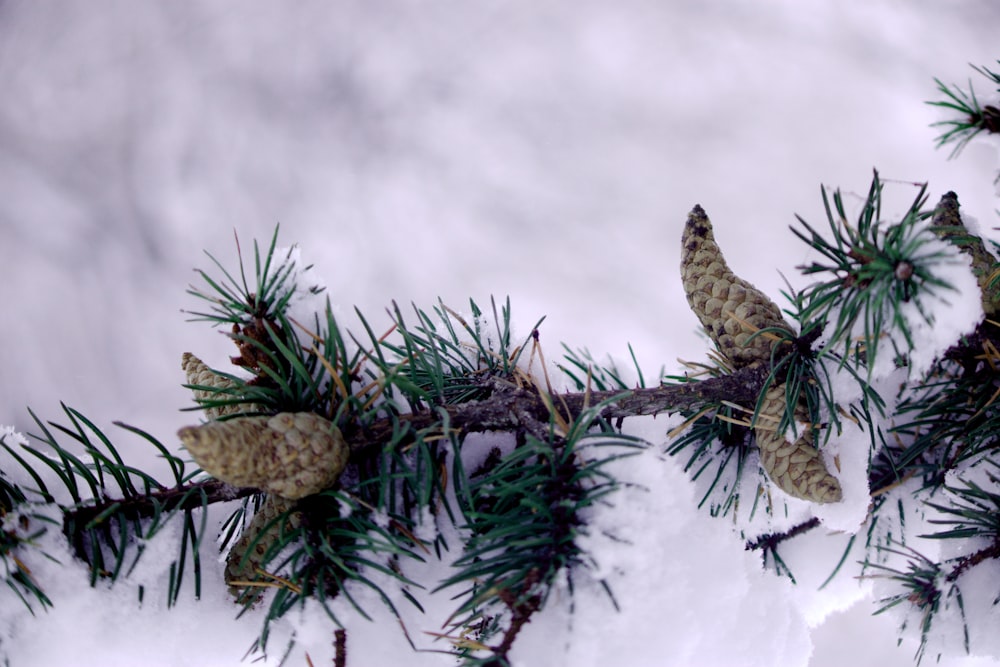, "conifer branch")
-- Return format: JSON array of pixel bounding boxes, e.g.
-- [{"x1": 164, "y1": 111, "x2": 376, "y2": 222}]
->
[
  {"x1": 53, "y1": 366, "x2": 771, "y2": 553},
  {"x1": 62, "y1": 479, "x2": 256, "y2": 559},
  {"x1": 347, "y1": 364, "x2": 772, "y2": 453}
]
